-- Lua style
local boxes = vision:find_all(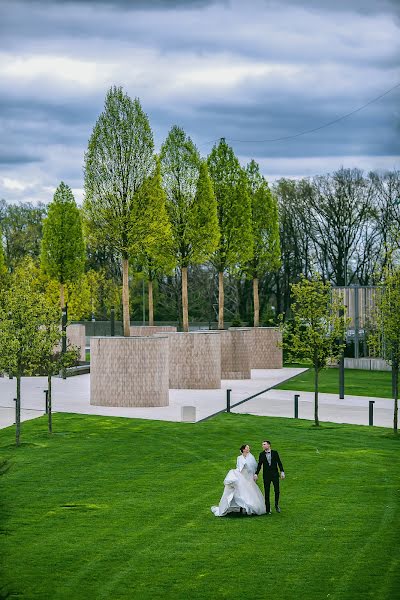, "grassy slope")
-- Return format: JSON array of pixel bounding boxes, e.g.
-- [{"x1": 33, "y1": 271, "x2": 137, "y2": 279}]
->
[
  {"x1": 277, "y1": 367, "x2": 394, "y2": 398},
  {"x1": 1, "y1": 413, "x2": 399, "y2": 600}
]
